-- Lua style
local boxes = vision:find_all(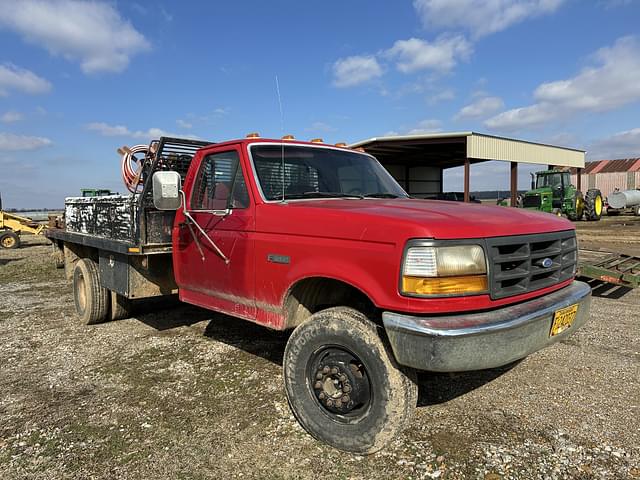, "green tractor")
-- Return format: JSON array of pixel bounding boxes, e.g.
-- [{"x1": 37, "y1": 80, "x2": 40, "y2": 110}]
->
[{"x1": 521, "y1": 170, "x2": 603, "y2": 221}]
